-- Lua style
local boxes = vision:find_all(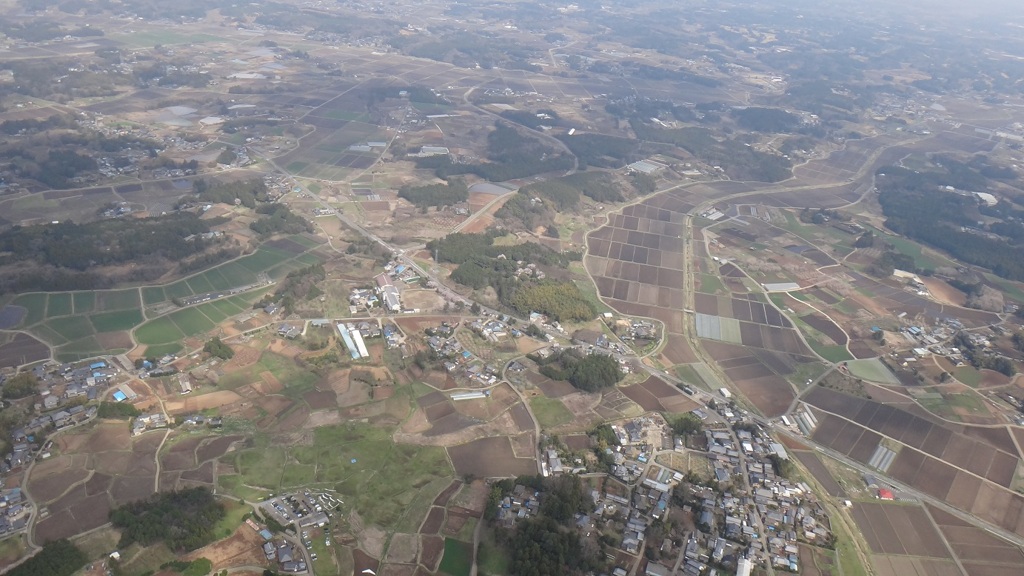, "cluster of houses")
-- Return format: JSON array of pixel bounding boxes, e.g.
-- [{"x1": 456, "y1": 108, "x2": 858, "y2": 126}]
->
[
  {"x1": 696, "y1": 421, "x2": 832, "y2": 572},
  {"x1": 346, "y1": 262, "x2": 417, "y2": 315},
  {"x1": 131, "y1": 413, "x2": 169, "y2": 436},
  {"x1": 495, "y1": 484, "x2": 541, "y2": 527},
  {"x1": 9, "y1": 359, "x2": 121, "y2": 443},
  {"x1": 424, "y1": 321, "x2": 503, "y2": 385},
  {"x1": 262, "y1": 540, "x2": 306, "y2": 573},
  {"x1": 467, "y1": 317, "x2": 521, "y2": 342},
  {"x1": 0, "y1": 488, "x2": 29, "y2": 536}
]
